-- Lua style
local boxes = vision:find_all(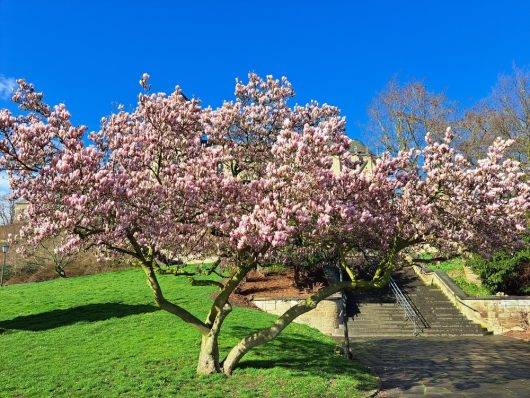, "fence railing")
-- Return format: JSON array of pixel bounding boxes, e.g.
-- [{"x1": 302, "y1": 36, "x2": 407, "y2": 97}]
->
[{"x1": 389, "y1": 277, "x2": 421, "y2": 335}]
